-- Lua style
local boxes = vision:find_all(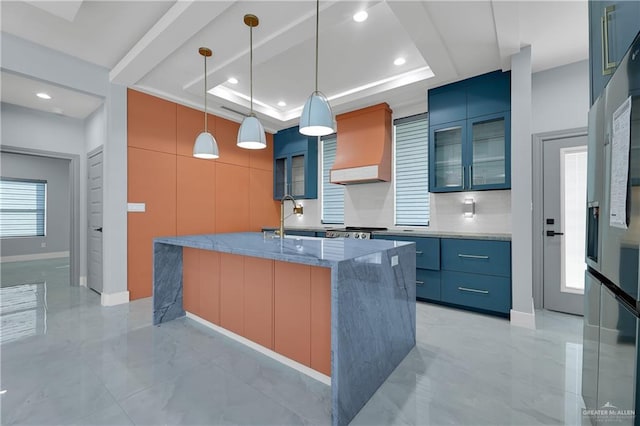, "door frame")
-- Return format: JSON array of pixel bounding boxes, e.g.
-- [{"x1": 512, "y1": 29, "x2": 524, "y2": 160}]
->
[
  {"x1": 532, "y1": 127, "x2": 588, "y2": 309},
  {"x1": 87, "y1": 146, "x2": 103, "y2": 293},
  {"x1": 0, "y1": 145, "x2": 81, "y2": 287}
]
